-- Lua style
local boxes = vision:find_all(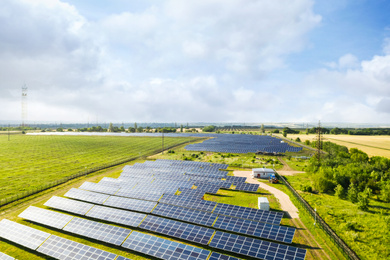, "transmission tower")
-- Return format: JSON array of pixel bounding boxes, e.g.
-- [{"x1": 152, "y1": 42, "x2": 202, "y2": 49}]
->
[
  {"x1": 316, "y1": 121, "x2": 323, "y2": 164},
  {"x1": 21, "y1": 84, "x2": 28, "y2": 127}
]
